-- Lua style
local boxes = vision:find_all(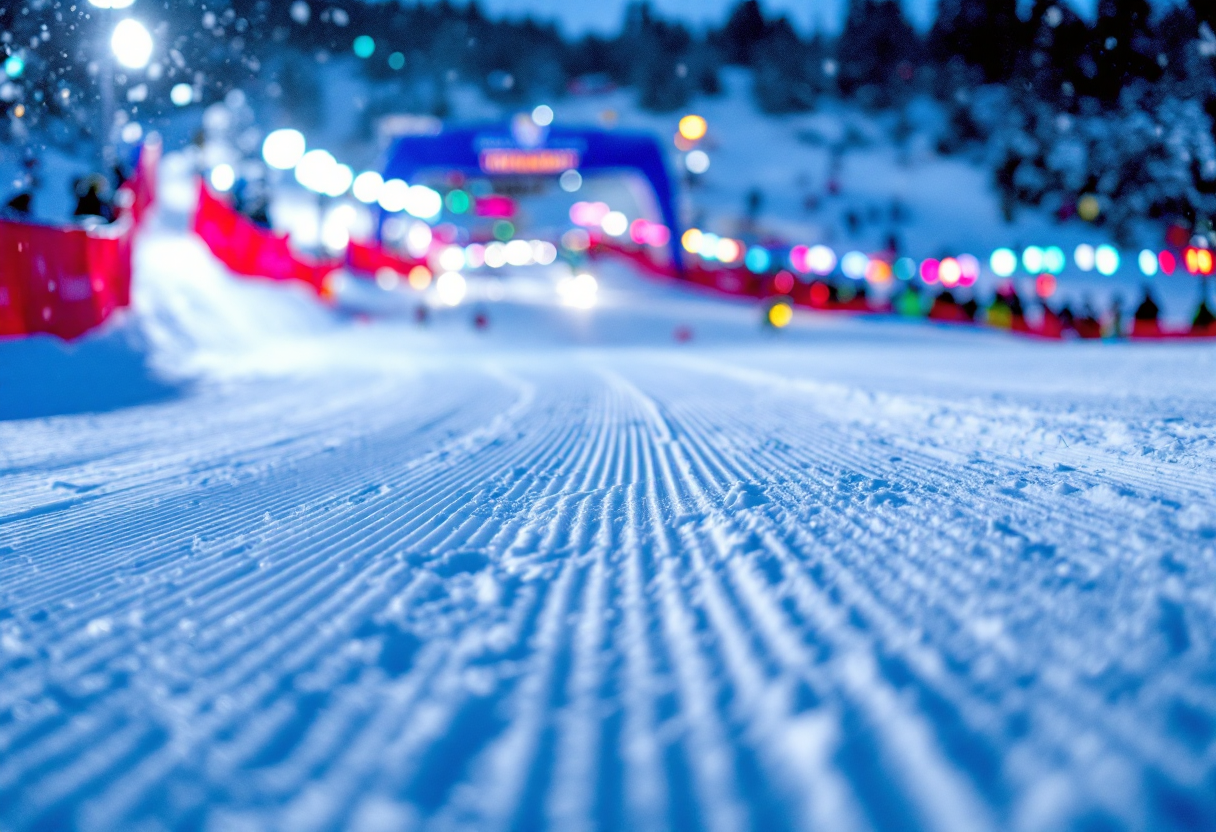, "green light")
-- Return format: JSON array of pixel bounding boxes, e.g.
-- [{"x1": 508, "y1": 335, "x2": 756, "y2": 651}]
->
[
  {"x1": 493, "y1": 220, "x2": 515, "y2": 241},
  {"x1": 4, "y1": 55, "x2": 24, "y2": 79},
  {"x1": 445, "y1": 189, "x2": 470, "y2": 214},
  {"x1": 353, "y1": 36, "x2": 375, "y2": 59},
  {"x1": 388, "y1": 51, "x2": 405, "y2": 71},
  {"x1": 1043, "y1": 246, "x2": 1066, "y2": 275}
]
